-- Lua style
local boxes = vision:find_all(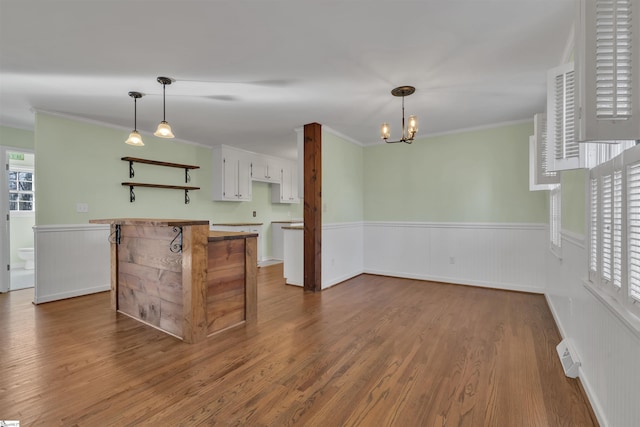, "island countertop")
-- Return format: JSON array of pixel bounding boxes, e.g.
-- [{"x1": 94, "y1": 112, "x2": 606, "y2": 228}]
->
[
  {"x1": 90, "y1": 218, "x2": 209, "y2": 227},
  {"x1": 208, "y1": 230, "x2": 258, "y2": 241}
]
